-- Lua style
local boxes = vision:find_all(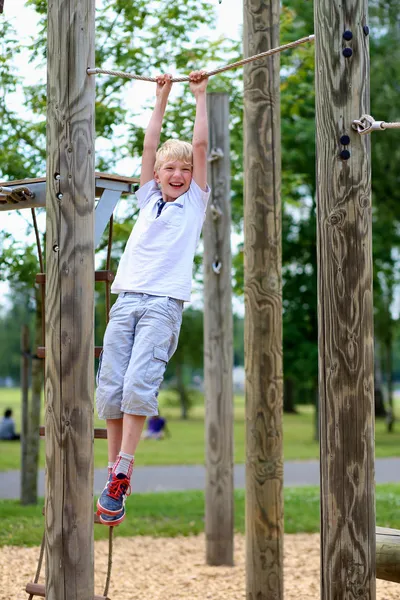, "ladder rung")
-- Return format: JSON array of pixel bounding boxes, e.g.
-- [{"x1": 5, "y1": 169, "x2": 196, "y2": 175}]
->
[
  {"x1": 39, "y1": 426, "x2": 107, "y2": 439},
  {"x1": 35, "y1": 271, "x2": 114, "y2": 284},
  {"x1": 41, "y1": 507, "x2": 105, "y2": 523},
  {"x1": 37, "y1": 346, "x2": 103, "y2": 359},
  {"x1": 25, "y1": 583, "x2": 109, "y2": 599}
]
